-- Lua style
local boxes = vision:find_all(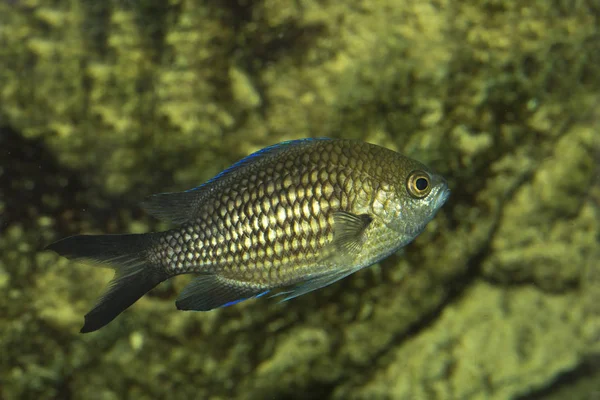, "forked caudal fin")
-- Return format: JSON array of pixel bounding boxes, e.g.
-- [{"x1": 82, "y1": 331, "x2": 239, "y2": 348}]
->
[{"x1": 45, "y1": 233, "x2": 168, "y2": 333}]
